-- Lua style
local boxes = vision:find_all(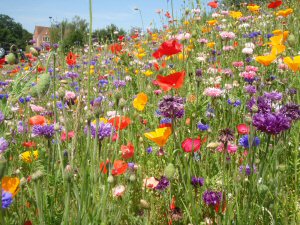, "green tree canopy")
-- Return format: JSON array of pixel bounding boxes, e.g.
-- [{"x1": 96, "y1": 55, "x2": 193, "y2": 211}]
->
[{"x1": 0, "y1": 14, "x2": 32, "y2": 51}]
